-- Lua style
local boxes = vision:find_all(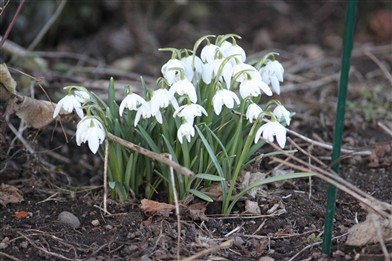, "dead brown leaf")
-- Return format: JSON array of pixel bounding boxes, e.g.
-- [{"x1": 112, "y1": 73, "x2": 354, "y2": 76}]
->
[
  {"x1": 188, "y1": 203, "x2": 208, "y2": 221},
  {"x1": 140, "y1": 199, "x2": 175, "y2": 217},
  {"x1": 346, "y1": 213, "x2": 392, "y2": 246},
  {"x1": 0, "y1": 184, "x2": 24, "y2": 206},
  {"x1": 14, "y1": 96, "x2": 56, "y2": 129}
]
